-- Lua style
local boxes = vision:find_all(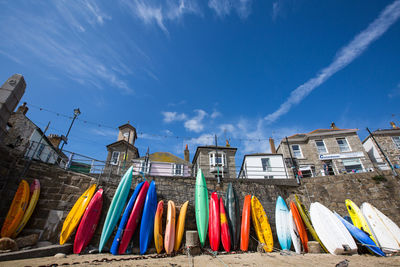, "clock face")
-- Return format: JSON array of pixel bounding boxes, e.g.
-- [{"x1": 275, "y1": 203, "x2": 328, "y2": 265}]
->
[{"x1": 123, "y1": 132, "x2": 129, "y2": 138}]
